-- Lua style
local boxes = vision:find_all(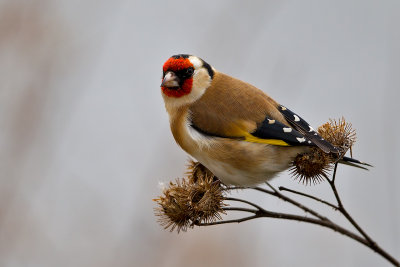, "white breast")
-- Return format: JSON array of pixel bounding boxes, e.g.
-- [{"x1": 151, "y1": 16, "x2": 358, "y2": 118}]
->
[{"x1": 186, "y1": 124, "x2": 302, "y2": 186}]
